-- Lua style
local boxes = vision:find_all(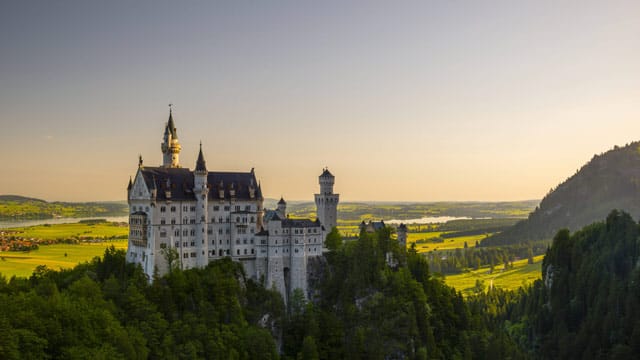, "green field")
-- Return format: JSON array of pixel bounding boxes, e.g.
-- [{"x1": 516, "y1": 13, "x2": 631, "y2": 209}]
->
[
  {"x1": 407, "y1": 232, "x2": 492, "y2": 252},
  {"x1": 0, "y1": 240, "x2": 128, "y2": 278},
  {"x1": 444, "y1": 255, "x2": 544, "y2": 296},
  {"x1": 6, "y1": 221, "x2": 128, "y2": 240}
]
